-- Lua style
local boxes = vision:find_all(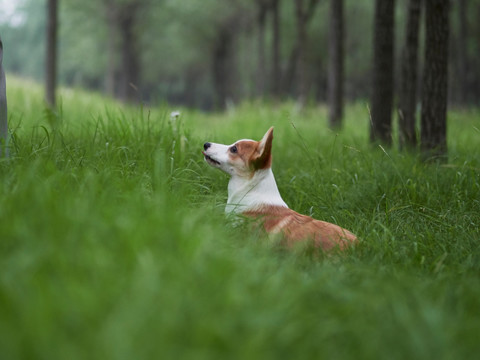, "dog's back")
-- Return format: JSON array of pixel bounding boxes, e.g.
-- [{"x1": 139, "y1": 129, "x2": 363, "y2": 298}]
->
[{"x1": 244, "y1": 205, "x2": 357, "y2": 251}]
